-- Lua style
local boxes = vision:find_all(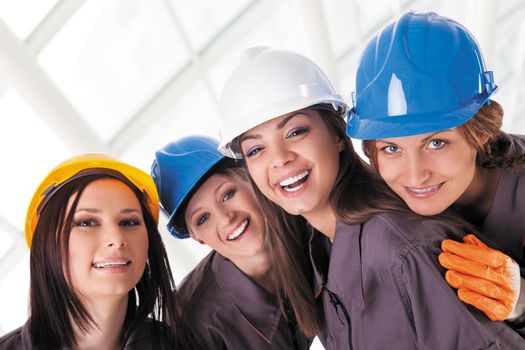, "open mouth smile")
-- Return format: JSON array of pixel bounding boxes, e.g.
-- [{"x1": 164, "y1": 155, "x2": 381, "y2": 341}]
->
[
  {"x1": 405, "y1": 182, "x2": 444, "y2": 197},
  {"x1": 92, "y1": 260, "x2": 131, "y2": 269},
  {"x1": 278, "y1": 170, "x2": 309, "y2": 192},
  {"x1": 227, "y1": 219, "x2": 249, "y2": 241}
]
